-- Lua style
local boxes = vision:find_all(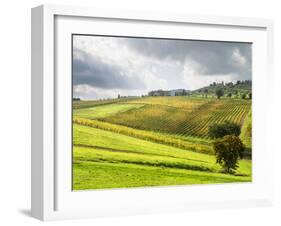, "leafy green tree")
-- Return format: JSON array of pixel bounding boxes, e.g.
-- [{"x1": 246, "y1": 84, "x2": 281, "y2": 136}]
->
[
  {"x1": 227, "y1": 93, "x2": 232, "y2": 98},
  {"x1": 215, "y1": 89, "x2": 224, "y2": 99},
  {"x1": 249, "y1": 92, "x2": 252, "y2": 99},
  {"x1": 213, "y1": 135, "x2": 245, "y2": 173},
  {"x1": 241, "y1": 93, "x2": 246, "y2": 99},
  {"x1": 209, "y1": 121, "x2": 241, "y2": 139}
]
